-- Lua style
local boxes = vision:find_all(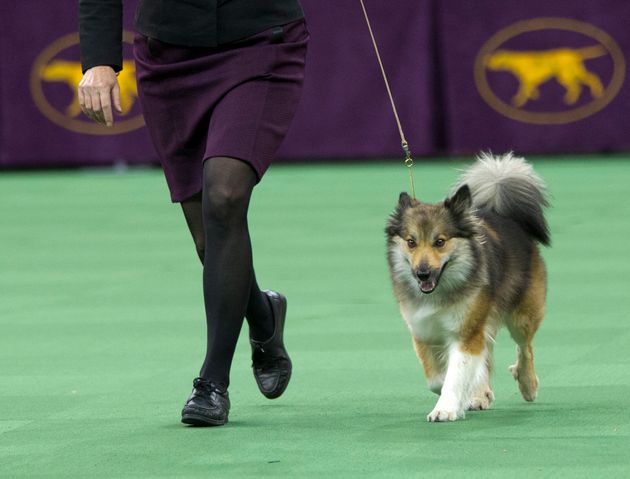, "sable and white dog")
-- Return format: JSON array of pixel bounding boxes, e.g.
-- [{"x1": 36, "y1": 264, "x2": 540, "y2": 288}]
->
[{"x1": 386, "y1": 153, "x2": 550, "y2": 422}]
